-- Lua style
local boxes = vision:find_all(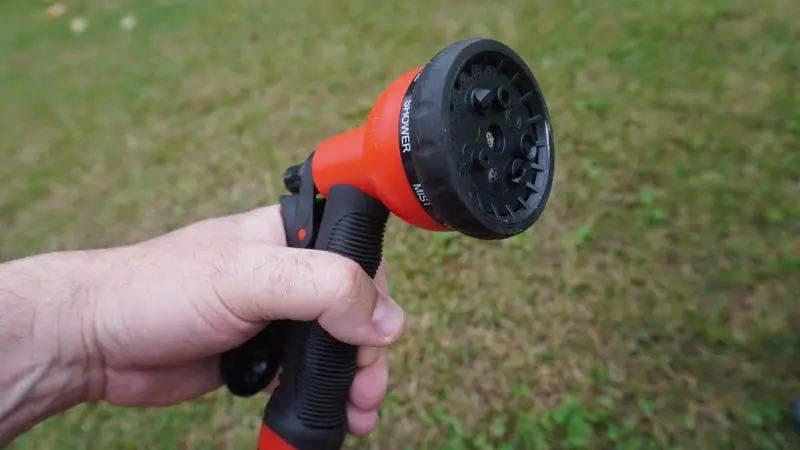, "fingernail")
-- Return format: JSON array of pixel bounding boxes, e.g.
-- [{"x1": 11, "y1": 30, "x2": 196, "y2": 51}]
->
[{"x1": 372, "y1": 295, "x2": 404, "y2": 339}]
